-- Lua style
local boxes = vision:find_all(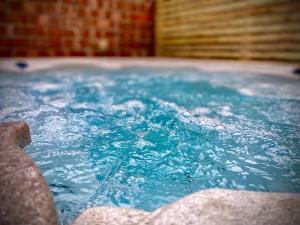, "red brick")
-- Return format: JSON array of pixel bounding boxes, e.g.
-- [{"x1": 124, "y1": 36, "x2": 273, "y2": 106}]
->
[
  {"x1": 1, "y1": 0, "x2": 154, "y2": 57},
  {"x1": 11, "y1": 39, "x2": 29, "y2": 47},
  {"x1": 70, "y1": 51, "x2": 86, "y2": 56},
  {"x1": 54, "y1": 50, "x2": 65, "y2": 56},
  {"x1": 27, "y1": 49, "x2": 39, "y2": 57},
  {"x1": 23, "y1": 1, "x2": 37, "y2": 13},
  {"x1": 14, "y1": 26, "x2": 45, "y2": 36},
  {"x1": 48, "y1": 28, "x2": 73, "y2": 37},
  {"x1": 80, "y1": 39, "x2": 89, "y2": 48},
  {"x1": 90, "y1": 9, "x2": 99, "y2": 17},
  {"x1": 0, "y1": 39, "x2": 12, "y2": 46},
  {"x1": 14, "y1": 49, "x2": 28, "y2": 57},
  {"x1": 49, "y1": 39, "x2": 61, "y2": 47},
  {"x1": 64, "y1": 39, "x2": 73, "y2": 48},
  {"x1": 131, "y1": 14, "x2": 152, "y2": 21},
  {"x1": 77, "y1": 8, "x2": 85, "y2": 16},
  {"x1": 34, "y1": 39, "x2": 49, "y2": 48},
  {"x1": 9, "y1": 1, "x2": 23, "y2": 11},
  {"x1": 38, "y1": 50, "x2": 49, "y2": 57},
  {"x1": 0, "y1": 49, "x2": 12, "y2": 57}
]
